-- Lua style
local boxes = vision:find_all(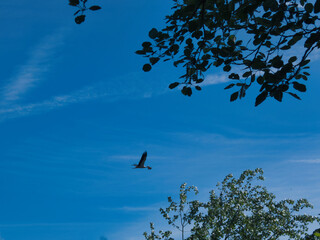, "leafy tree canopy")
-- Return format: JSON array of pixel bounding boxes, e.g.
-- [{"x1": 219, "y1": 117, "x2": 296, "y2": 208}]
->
[
  {"x1": 305, "y1": 228, "x2": 320, "y2": 239},
  {"x1": 137, "y1": 0, "x2": 320, "y2": 106},
  {"x1": 143, "y1": 169, "x2": 320, "y2": 240}
]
